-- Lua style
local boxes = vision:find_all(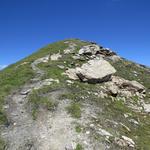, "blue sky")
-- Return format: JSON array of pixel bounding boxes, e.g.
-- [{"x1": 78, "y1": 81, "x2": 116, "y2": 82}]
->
[{"x1": 0, "y1": 0, "x2": 150, "y2": 69}]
